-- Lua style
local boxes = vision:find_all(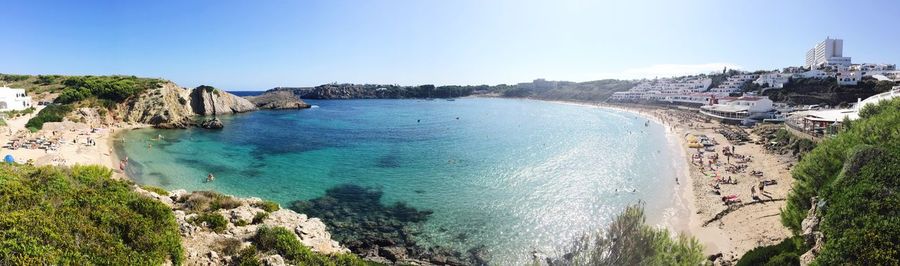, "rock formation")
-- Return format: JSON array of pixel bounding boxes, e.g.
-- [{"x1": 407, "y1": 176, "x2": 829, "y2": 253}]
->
[
  {"x1": 117, "y1": 81, "x2": 195, "y2": 128},
  {"x1": 799, "y1": 197, "x2": 825, "y2": 266},
  {"x1": 245, "y1": 90, "x2": 312, "y2": 109},
  {"x1": 199, "y1": 118, "x2": 224, "y2": 129},
  {"x1": 115, "y1": 82, "x2": 257, "y2": 128},
  {"x1": 190, "y1": 85, "x2": 258, "y2": 115}
]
